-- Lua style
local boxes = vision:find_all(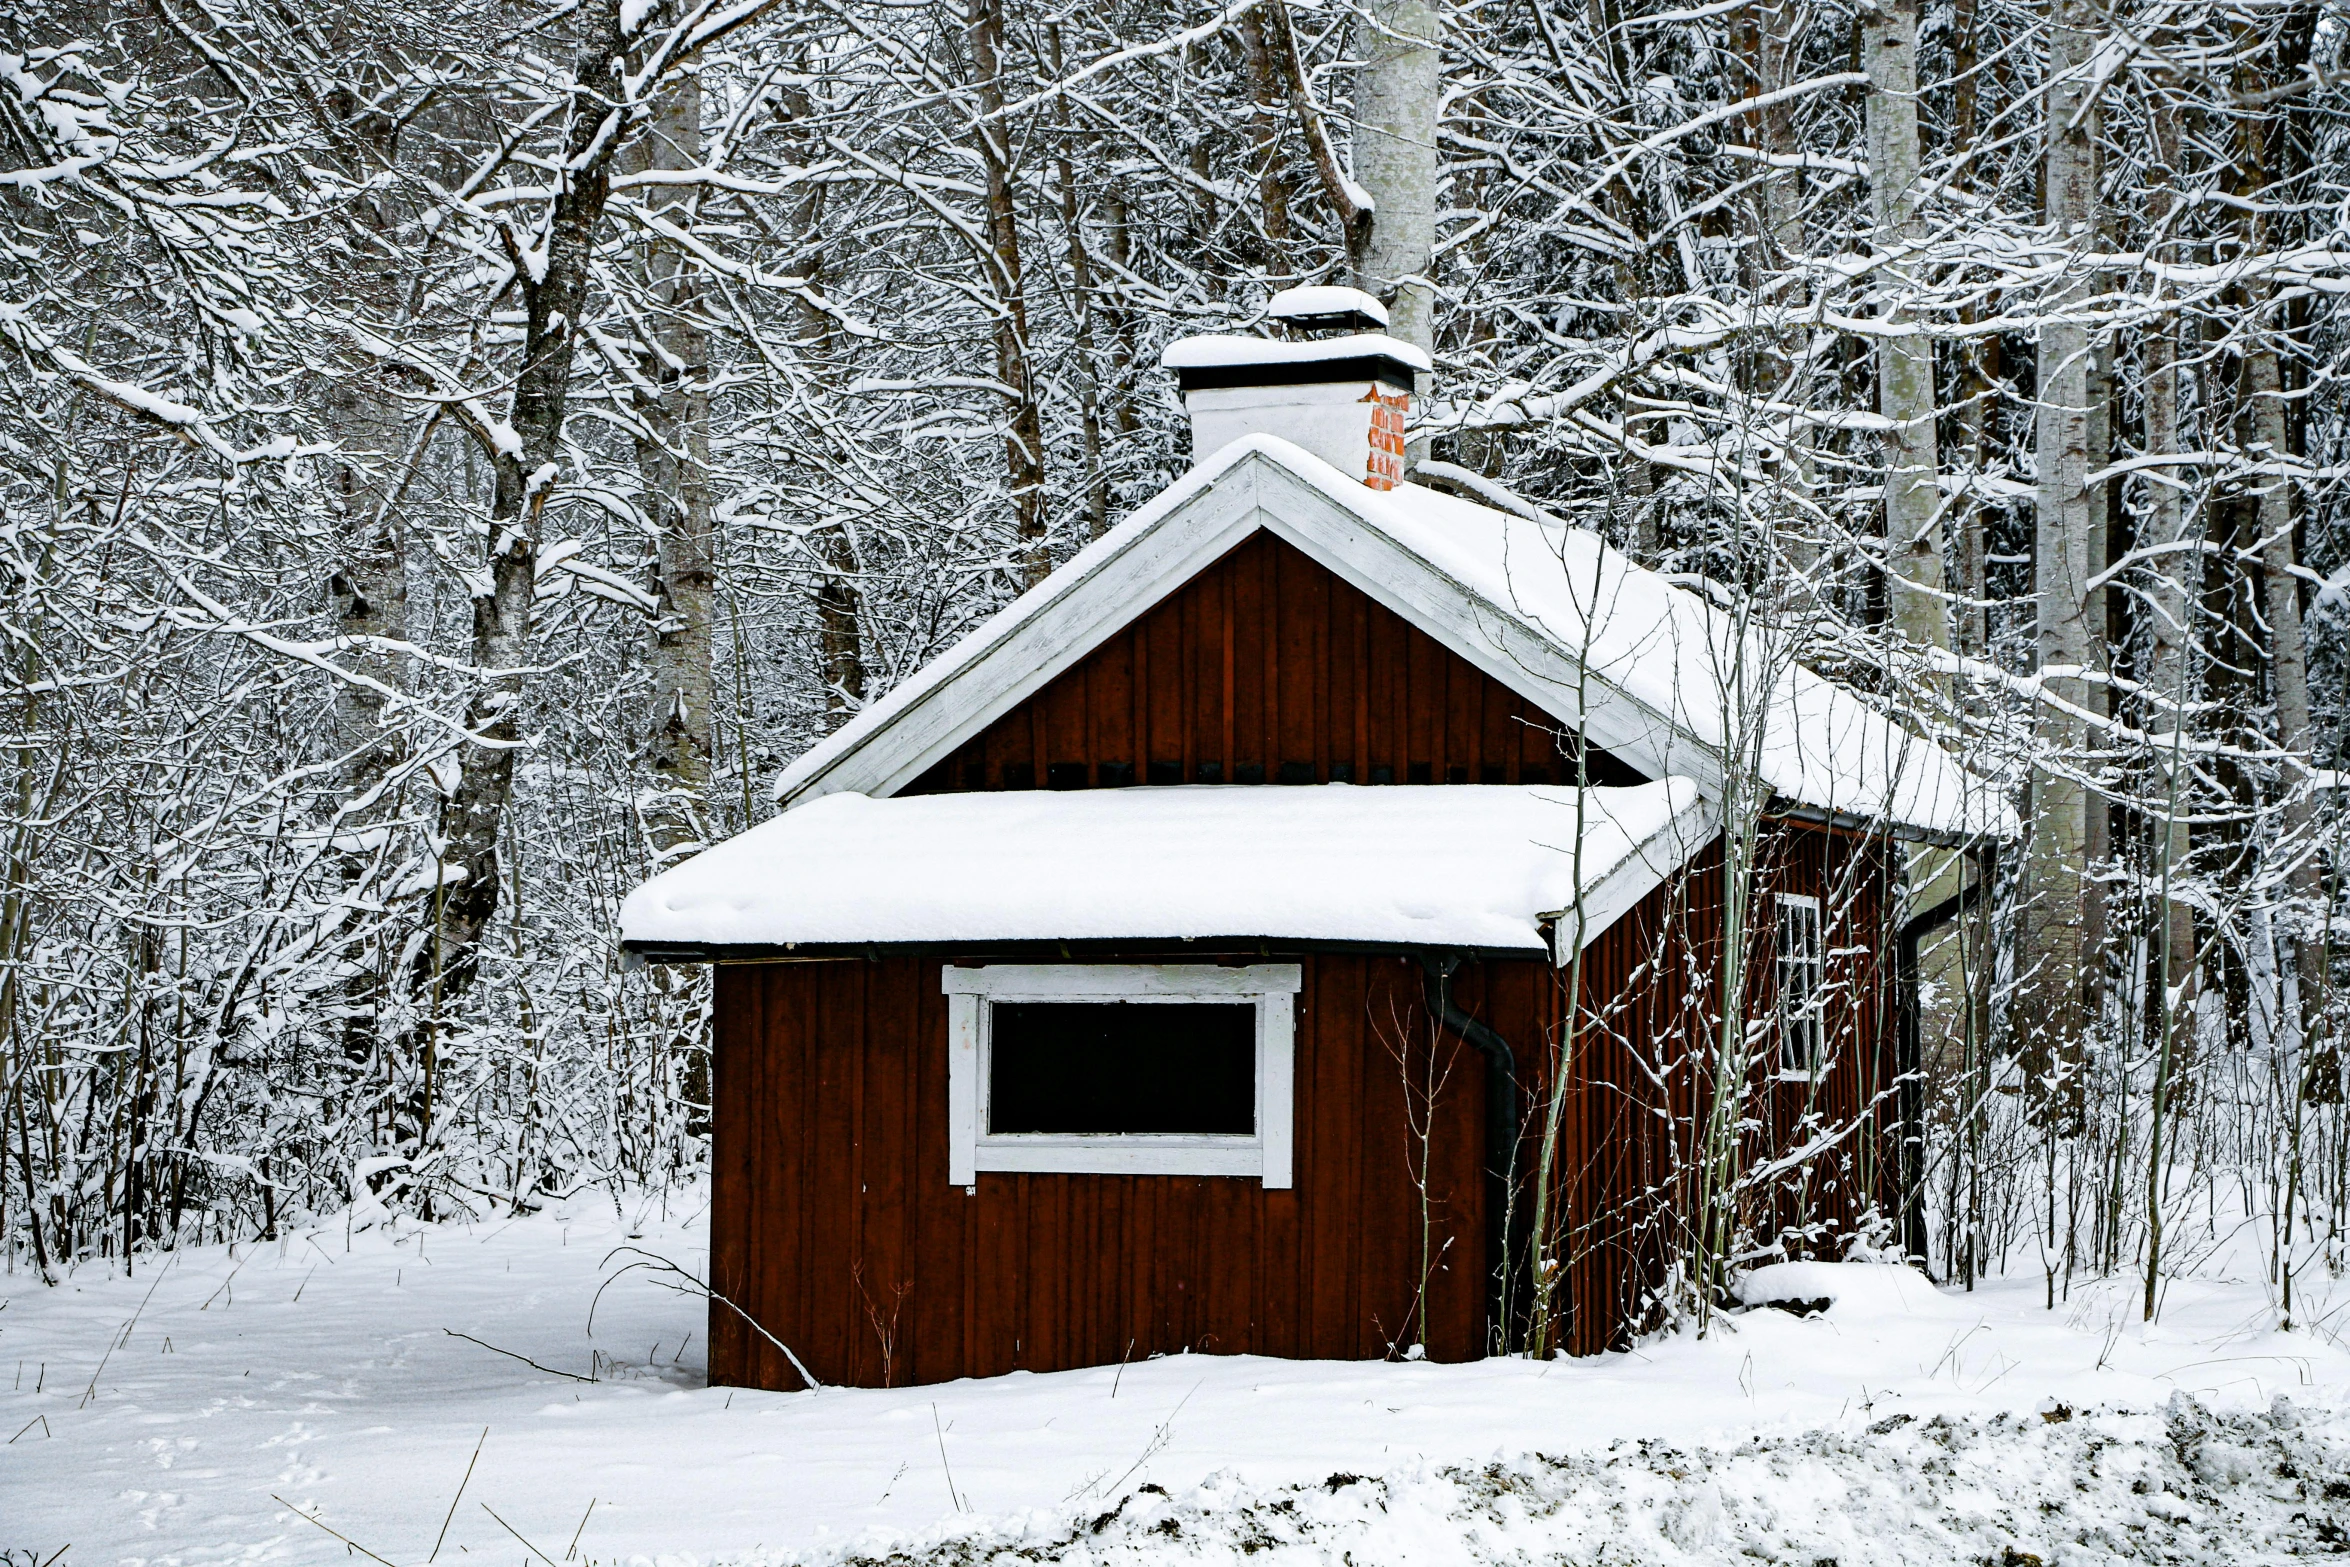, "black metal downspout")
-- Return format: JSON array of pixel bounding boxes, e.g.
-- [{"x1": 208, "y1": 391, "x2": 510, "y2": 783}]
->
[
  {"x1": 1420, "y1": 953, "x2": 1522, "y2": 1354},
  {"x1": 1894, "y1": 845, "x2": 1995, "y2": 1273}
]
